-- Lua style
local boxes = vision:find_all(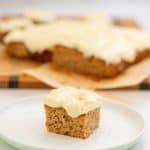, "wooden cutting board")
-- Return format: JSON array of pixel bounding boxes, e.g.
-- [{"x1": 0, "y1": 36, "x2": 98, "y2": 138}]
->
[
  {"x1": 0, "y1": 75, "x2": 50, "y2": 88},
  {"x1": 0, "y1": 71, "x2": 150, "y2": 89}
]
